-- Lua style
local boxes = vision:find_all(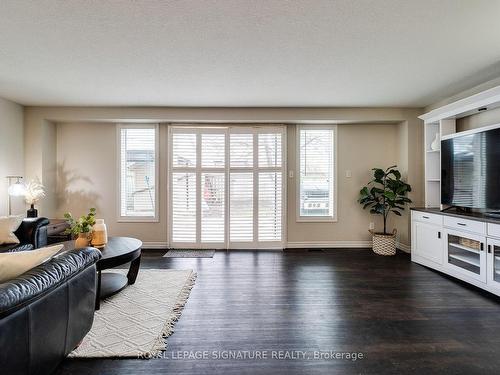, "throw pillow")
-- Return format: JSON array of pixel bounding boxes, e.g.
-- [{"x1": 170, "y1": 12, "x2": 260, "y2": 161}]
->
[
  {"x1": 0, "y1": 215, "x2": 23, "y2": 245},
  {"x1": 0, "y1": 244, "x2": 64, "y2": 283}
]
